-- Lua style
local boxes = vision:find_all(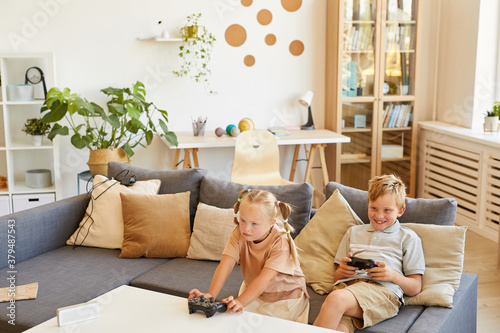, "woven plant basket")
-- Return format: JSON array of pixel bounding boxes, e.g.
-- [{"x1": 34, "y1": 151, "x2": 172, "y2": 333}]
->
[{"x1": 87, "y1": 148, "x2": 130, "y2": 177}]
